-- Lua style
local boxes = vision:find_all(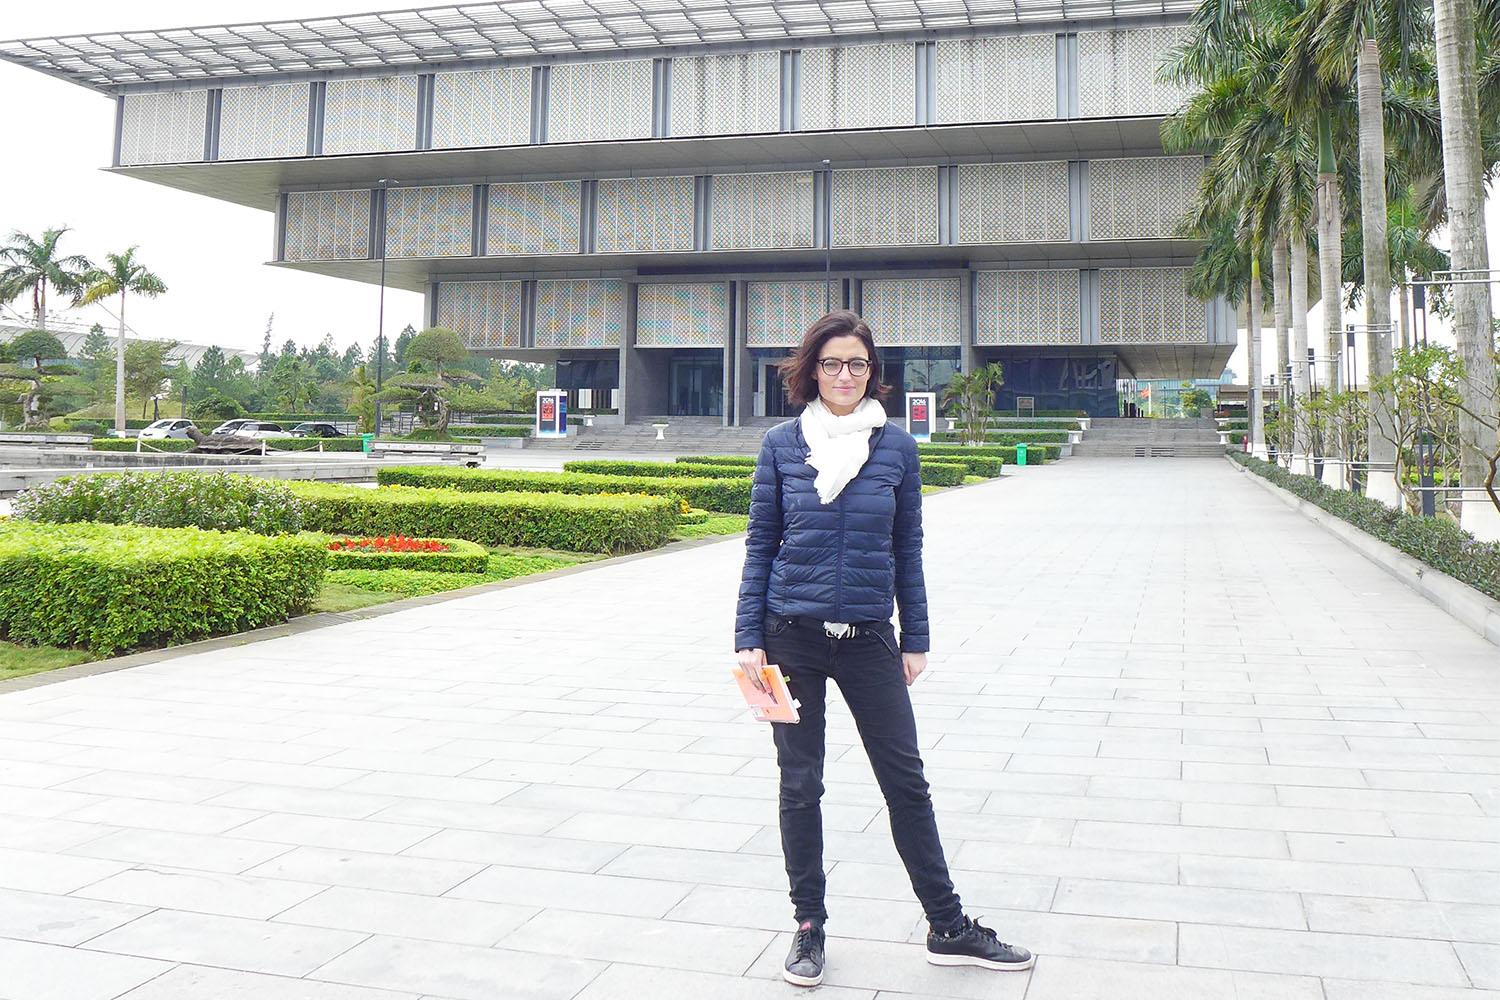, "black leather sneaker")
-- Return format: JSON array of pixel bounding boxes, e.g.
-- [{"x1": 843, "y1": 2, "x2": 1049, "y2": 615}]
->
[
  {"x1": 926, "y1": 915, "x2": 1034, "y2": 970},
  {"x1": 783, "y1": 919, "x2": 826, "y2": 986}
]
